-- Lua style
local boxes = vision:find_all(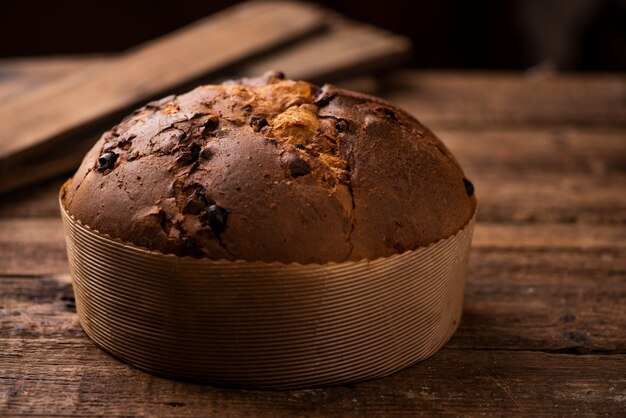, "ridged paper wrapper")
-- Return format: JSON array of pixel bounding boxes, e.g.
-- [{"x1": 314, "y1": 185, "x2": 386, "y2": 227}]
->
[{"x1": 60, "y1": 190, "x2": 475, "y2": 389}]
